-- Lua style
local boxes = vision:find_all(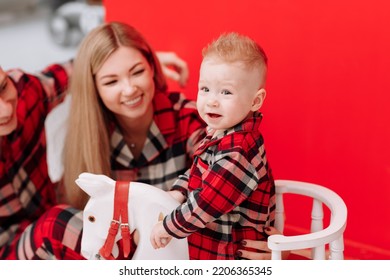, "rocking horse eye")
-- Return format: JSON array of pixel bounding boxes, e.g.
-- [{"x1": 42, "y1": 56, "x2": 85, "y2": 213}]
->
[{"x1": 88, "y1": 215, "x2": 96, "y2": 223}]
